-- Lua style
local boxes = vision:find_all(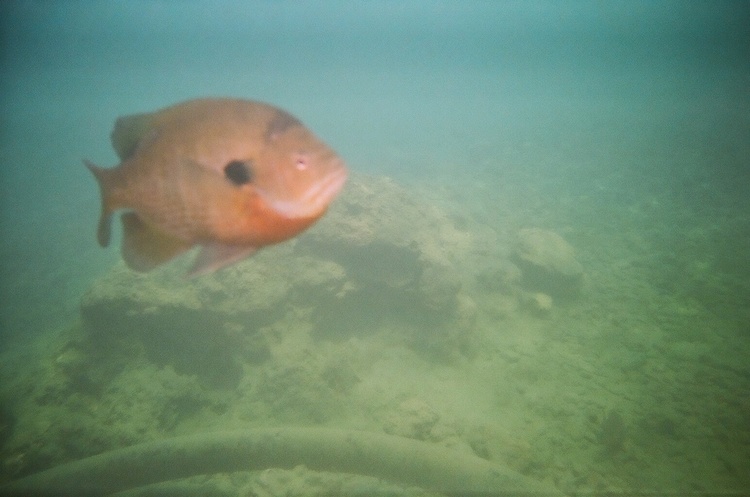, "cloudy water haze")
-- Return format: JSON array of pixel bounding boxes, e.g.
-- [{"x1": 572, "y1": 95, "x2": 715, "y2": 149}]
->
[{"x1": 0, "y1": 1, "x2": 748, "y2": 494}]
